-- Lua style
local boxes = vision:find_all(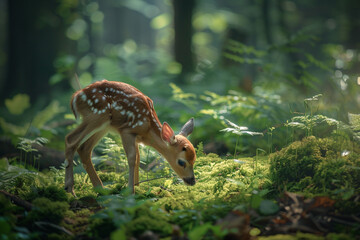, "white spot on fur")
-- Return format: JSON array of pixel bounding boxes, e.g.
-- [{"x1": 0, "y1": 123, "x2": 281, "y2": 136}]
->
[
  {"x1": 138, "y1": 121, "x2": 143, "y2": 126},
  {"x1": 137, "y1": 114, "x2": 141, "y2": 118},
  {"x1": 87, "y1": 99, "x2": 93, "y2": 106},
  {"x1": 81, "y1": 92, "x2": 87, "y2": 101},
  {"x1": 120, "y1": 110, "x2": 126, "y2": 115},
  {"x1": 102, "y1": 96, "x2": 106, "y2": 101},
  {"x1": 94, "y1": 109, "x2": 98, "y2": 114},
  {"x1": 94, "y1": 98, "x2": 99, "y2": 104},
  {"x1": 92, "y1": 88, "x2": 97, "y2": 93}
]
